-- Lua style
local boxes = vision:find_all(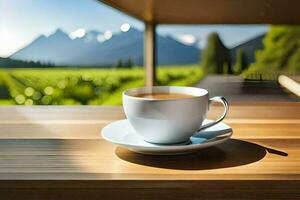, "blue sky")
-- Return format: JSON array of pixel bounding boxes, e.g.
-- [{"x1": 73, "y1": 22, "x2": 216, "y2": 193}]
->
[{"x1": 0, "y1": 0, "x2": 268, "y2": 57}]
